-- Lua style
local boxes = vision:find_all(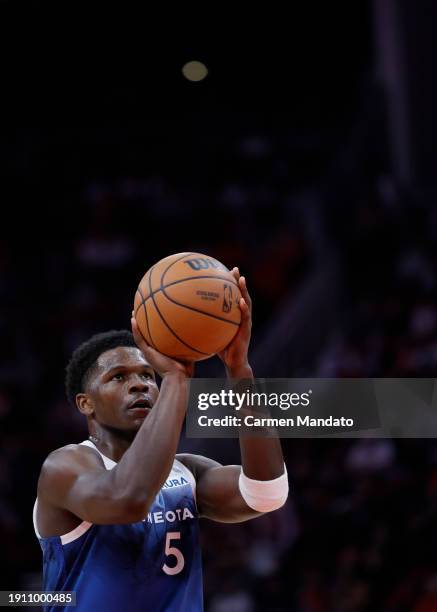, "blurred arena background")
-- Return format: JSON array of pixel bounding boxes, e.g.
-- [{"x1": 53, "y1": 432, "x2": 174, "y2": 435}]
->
[{"x1": 2, "y1": 1, "x2": 437, "y2": 610}]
